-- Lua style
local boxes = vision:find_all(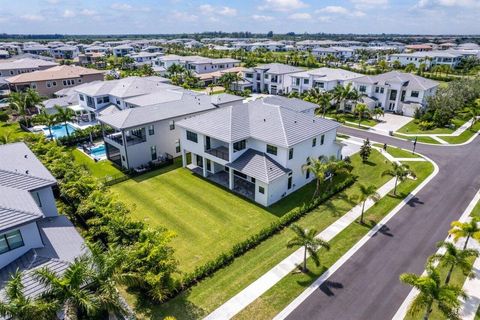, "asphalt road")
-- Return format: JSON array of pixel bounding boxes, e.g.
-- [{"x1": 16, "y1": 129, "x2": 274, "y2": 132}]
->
[{"x1": 285, "y1": 127, "x2": 480, "y2": 320}]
